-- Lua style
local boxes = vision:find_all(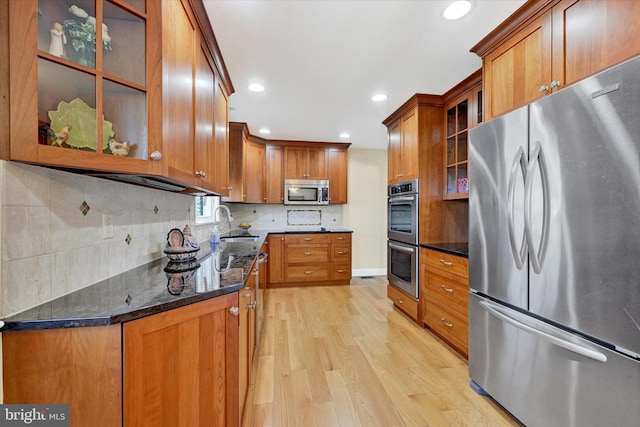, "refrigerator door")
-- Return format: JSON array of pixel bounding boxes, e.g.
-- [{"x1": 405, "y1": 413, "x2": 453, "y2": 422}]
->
[
  {"x1": 528, "y1": 55, "x2": 640, "y2": 356},
  {"x1": 469, "y1": 106, "x2": 529, "y2": 309},
  {"x1": 469, "y1": 293, "x2": 640, "y2": 427}
]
